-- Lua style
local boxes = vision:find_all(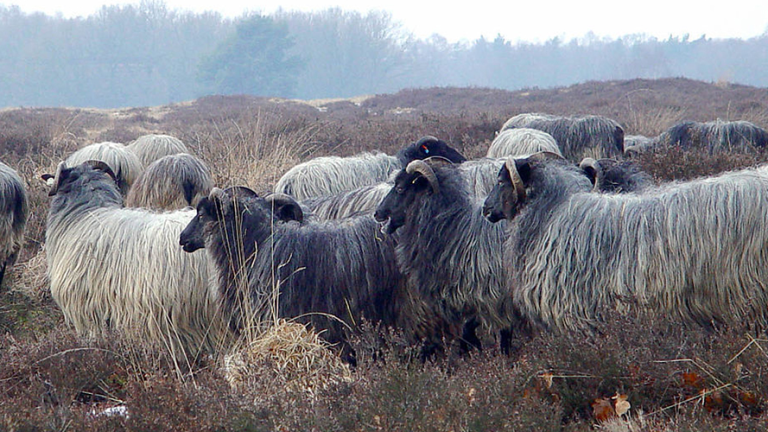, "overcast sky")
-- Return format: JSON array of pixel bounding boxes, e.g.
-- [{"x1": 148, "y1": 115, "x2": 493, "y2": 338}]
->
[{"x1": 8, "y1": 0, "x2": 768, "y2": 43}]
